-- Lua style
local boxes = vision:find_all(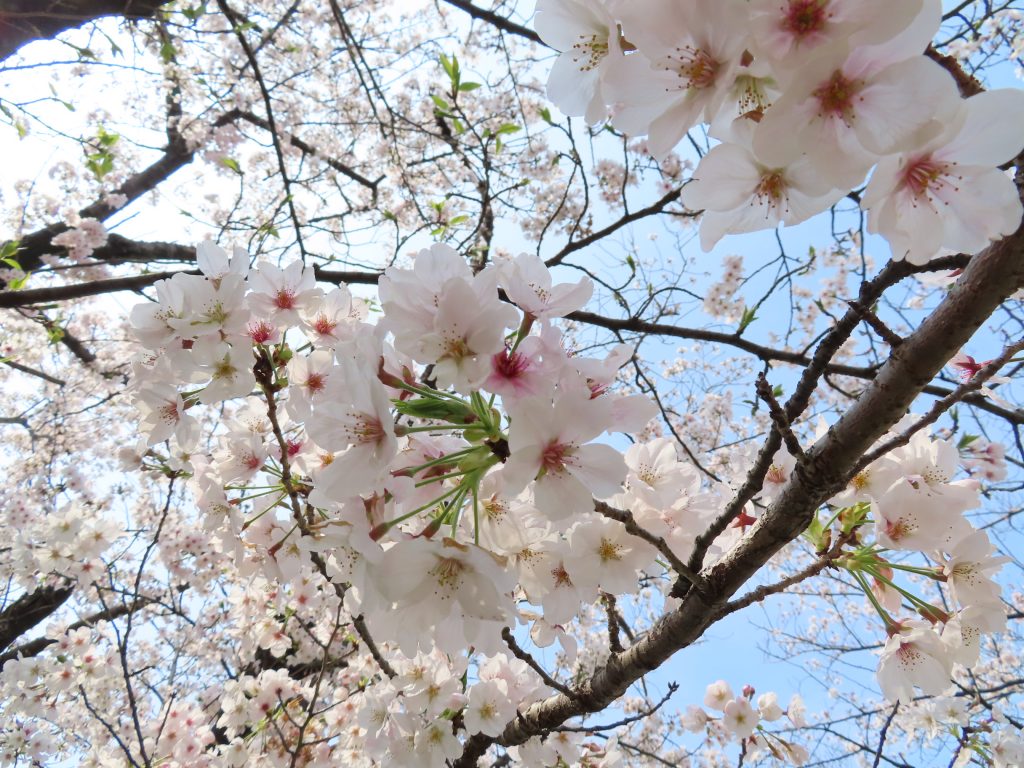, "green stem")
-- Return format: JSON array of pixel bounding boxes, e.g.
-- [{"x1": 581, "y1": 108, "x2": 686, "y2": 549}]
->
[{"x1": 850, "y1": 570, "x2": 896, "y2": 629}]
